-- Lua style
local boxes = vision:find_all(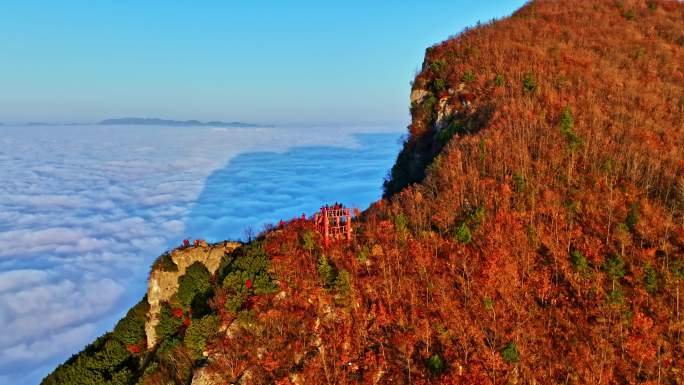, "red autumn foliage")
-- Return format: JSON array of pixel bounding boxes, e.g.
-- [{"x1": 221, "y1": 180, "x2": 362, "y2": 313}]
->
[
  {"x1": 199, "y1": 2, "x2": 684, "y2": 384},
  {"x1": 172, "y1": 308, "x2": 184, "y2": 319},
  {"x1": 60, "y1": 2, "x2": 682, "y2": 385},
  {"x1": 126, "y1": 340, "x2": 146, "y2": 355}
]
